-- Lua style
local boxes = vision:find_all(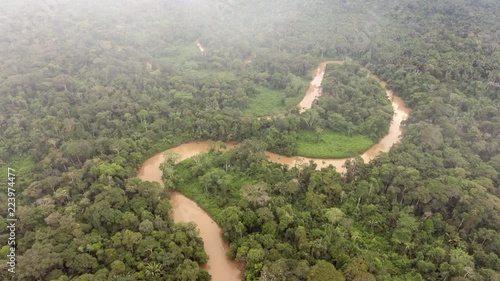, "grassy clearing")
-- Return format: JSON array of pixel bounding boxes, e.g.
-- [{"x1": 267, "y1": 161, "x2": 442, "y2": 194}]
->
[
  {"x1": 317, "y1": 55, "x2": 346, "y2": 63},
  {"x1": 173, "y1": 92, "x2": 193, "y2": 99},
  {"x1": 244, "y1": 86, "x2": 295, "y2": 116},
  {"x1": 245, "y1": 77, "x2": 309, "y2": 117},
  {"x1": 297, "y1": 130, "x2": 373, "y2": 158},
  {"x1": 157, "y1": 44, "x2": 200, "y2": 65},
  {"x1": 0, "y1": 158, "x2": 36, "y2": 187}
]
